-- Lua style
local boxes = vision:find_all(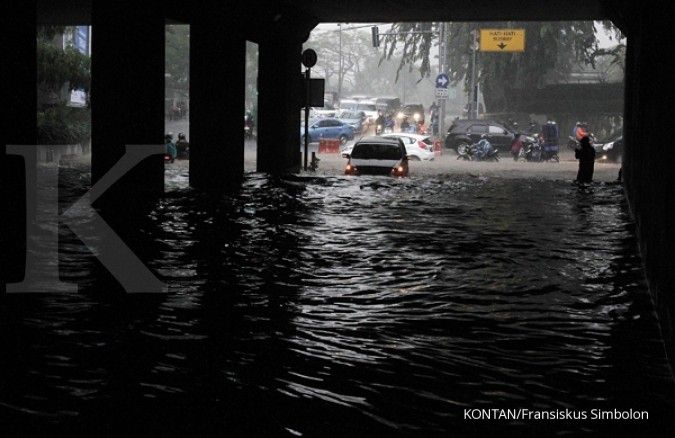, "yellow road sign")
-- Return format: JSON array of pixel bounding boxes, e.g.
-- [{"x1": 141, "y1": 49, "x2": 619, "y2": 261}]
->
[{"x1": 480, "y1": 29, "x2": 525, "y2": 52}]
